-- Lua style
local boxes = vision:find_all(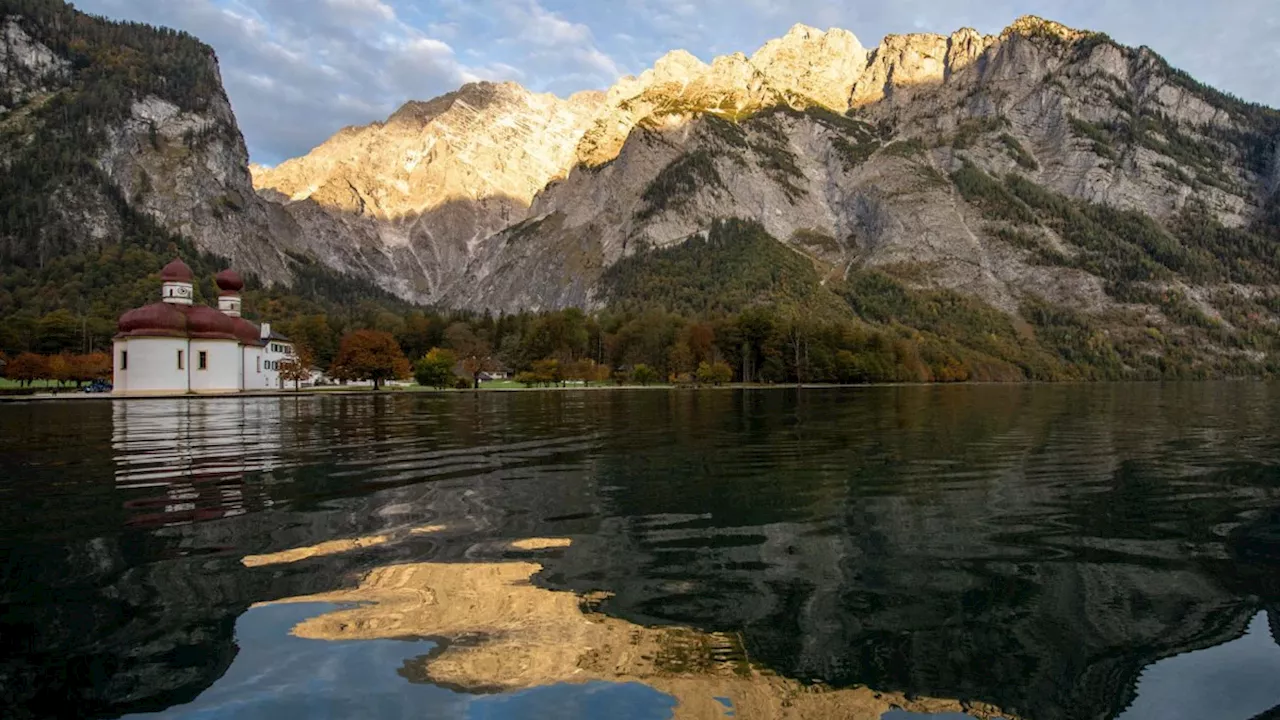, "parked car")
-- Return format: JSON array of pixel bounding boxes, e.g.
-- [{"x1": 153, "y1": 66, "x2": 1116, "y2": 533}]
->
[{"x1": 84, "y1": 380, "x2": 113, "y2": 394}]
